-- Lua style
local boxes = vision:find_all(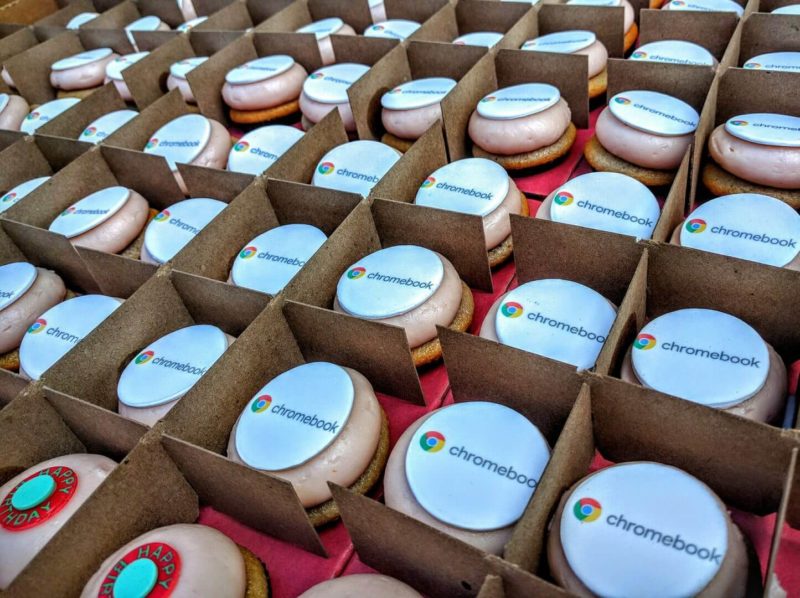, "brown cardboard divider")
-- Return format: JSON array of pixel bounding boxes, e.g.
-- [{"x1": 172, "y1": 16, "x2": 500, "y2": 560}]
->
[
  {"x1": 736, "y1": 13, "x2": 800, "y2": 66},
  {"x1": 638, "y1": 9, "x2": 738, "y2": 60},
  {"x1": 763, "y1": 447, "x2": 797, "y2": 591},
  {"x1": 485, "y1": 556, "x2": 568, "y2": 597},
  {"x1": 0, "y1": 369, "x2": 26, "y2": 407},
  {"x1": 102, "y1": 87, "x2": 191, "y2": 152},
  {"x1": 129, "y1": 0, "x2": 186, "y2": 28},
  {"x1": 349, "y1": 40, "x2": 486, "y2": 142},
  {"x1": 33, "y1": 0, "x2": 96, "y2": 30},
  {"x1": 82, "y1": 0, "x2": 140, "y2": 30},
  {"x1": 307, "y1": 0, "x2": 375, "y2": 33},
  {"x1": 0, "y1": 27, "x2": 39, "y2": 65},
  {"x1": 253, "y1": 0, "x2": 313, "y2": 33},
  {"x1": 191, "y1": 1, "x2": 255, "y2": 33},
  {"x1": 537, "y1": 3, "x2": 626, "y2": 58},
  {"x1": 755, "y1": 0, "x2": 800, "y2": 12},
  {"x1": 0, "y1": 0, "x2": 60, "y2": 27},
  {"x1": 451, "y1": 0, "x2": 532, "y2": 45},
  {"x1": 35, "y1": 81, "x2": 128, "y2": 141},
  {"x1": 476, "y1": 574, "x2": 505, "y2": 598},
  {"x1": 196, "y1": 0, "x2": 294, "y2": 24},
  {"x1": 382, "y1": 0, "x2": 451, "y2": 33},
  {"x1": 0, "y1": 136, "x2": 57, "y2": 193}
]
